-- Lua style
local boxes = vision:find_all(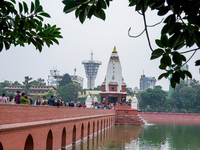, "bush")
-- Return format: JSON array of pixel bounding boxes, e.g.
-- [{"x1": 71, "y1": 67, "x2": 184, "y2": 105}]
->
[
  {"x1": 181, "y1": 109, "x2": 187, "y2": 113},
  {"x1": 166, "y1": 104, "x2": 172, "y2": 109}
]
